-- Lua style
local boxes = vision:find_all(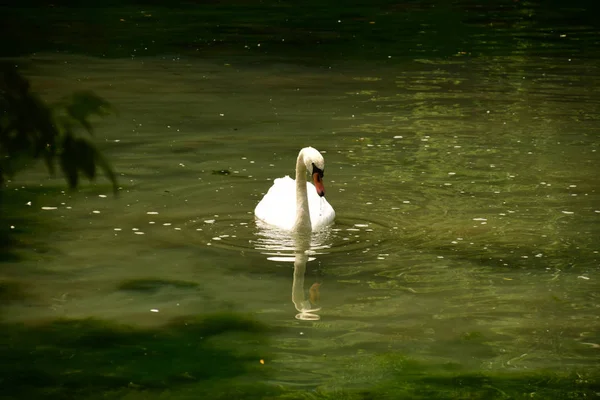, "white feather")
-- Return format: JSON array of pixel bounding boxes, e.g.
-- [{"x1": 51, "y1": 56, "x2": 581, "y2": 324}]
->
[{"x1": 254, "y1": 148, "x2": 335, "y2": 232}]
